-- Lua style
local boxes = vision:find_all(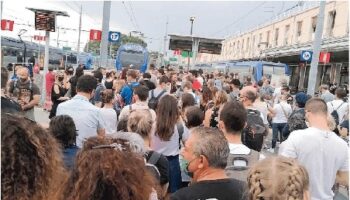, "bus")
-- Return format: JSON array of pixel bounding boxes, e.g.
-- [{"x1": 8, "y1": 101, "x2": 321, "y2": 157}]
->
[{"x1": 115, "y1": 43, "x2": 149, "y2": 73}]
